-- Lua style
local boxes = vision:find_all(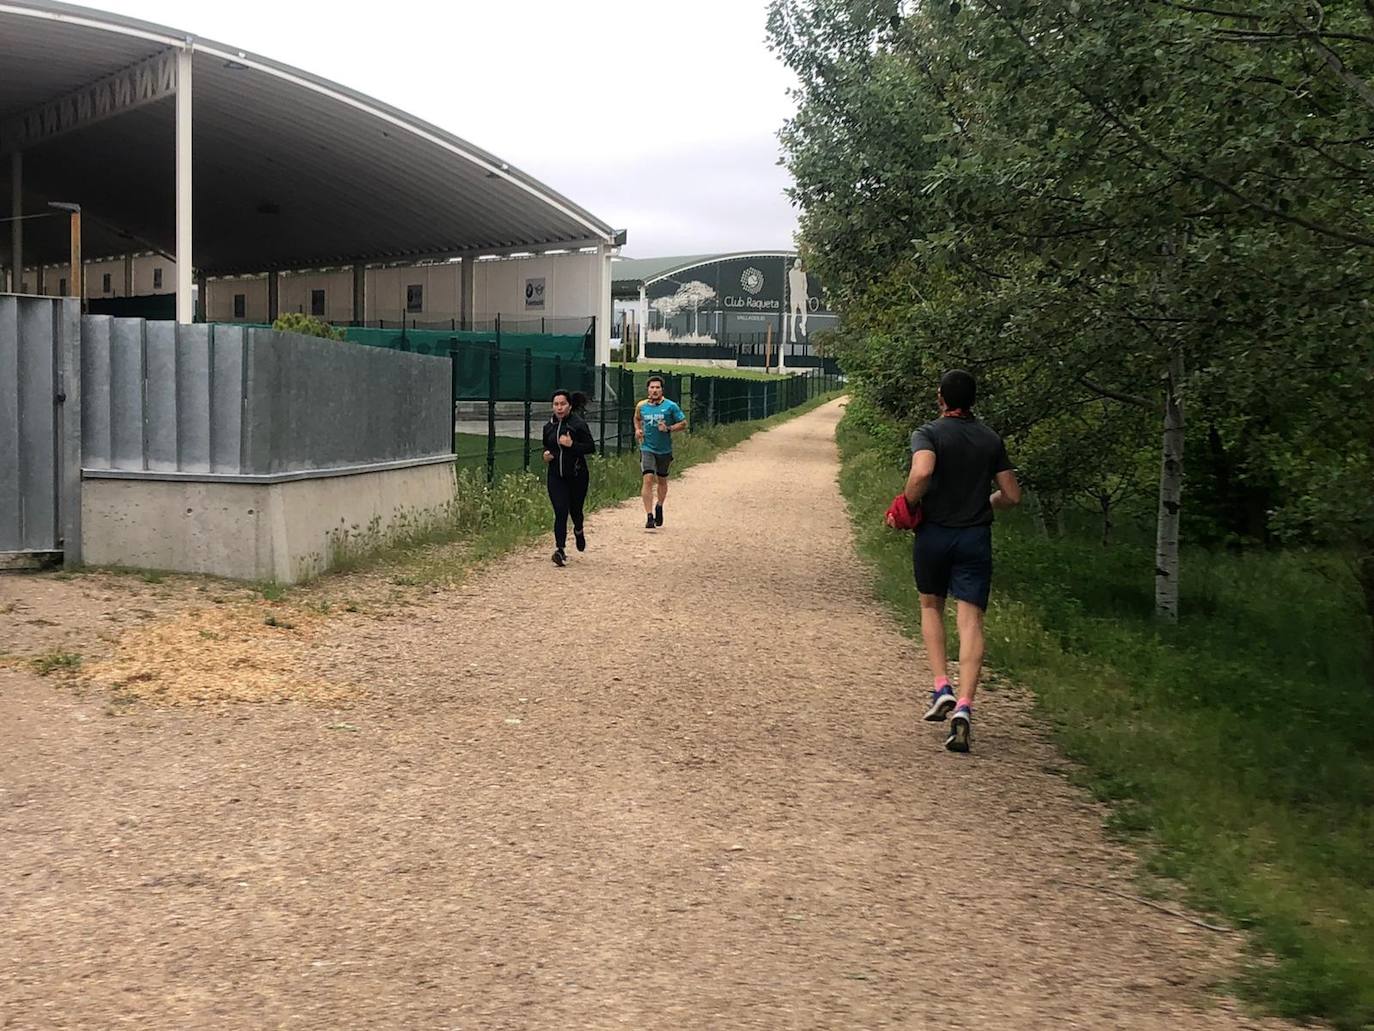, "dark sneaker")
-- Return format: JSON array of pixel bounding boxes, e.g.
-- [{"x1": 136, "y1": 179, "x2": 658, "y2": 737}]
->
[
  {"x1": 552, "y1": 549, "x2": 566, "y2": 567},
  {"x1": 922, "y1": 686, "x2": 957, "y2": 722},
  {"x1": 645, "y1": 513, "x2": 656, "y2": 530},
  {"x1": 654, "y1": 503, "x2": 664, "y2": 527},
  {"x1": 945, "y1": 708, "x2": 972, "y2": 753},
  {"x1": 574, "y1": 530, "x2": 586, "y2": 552}
]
